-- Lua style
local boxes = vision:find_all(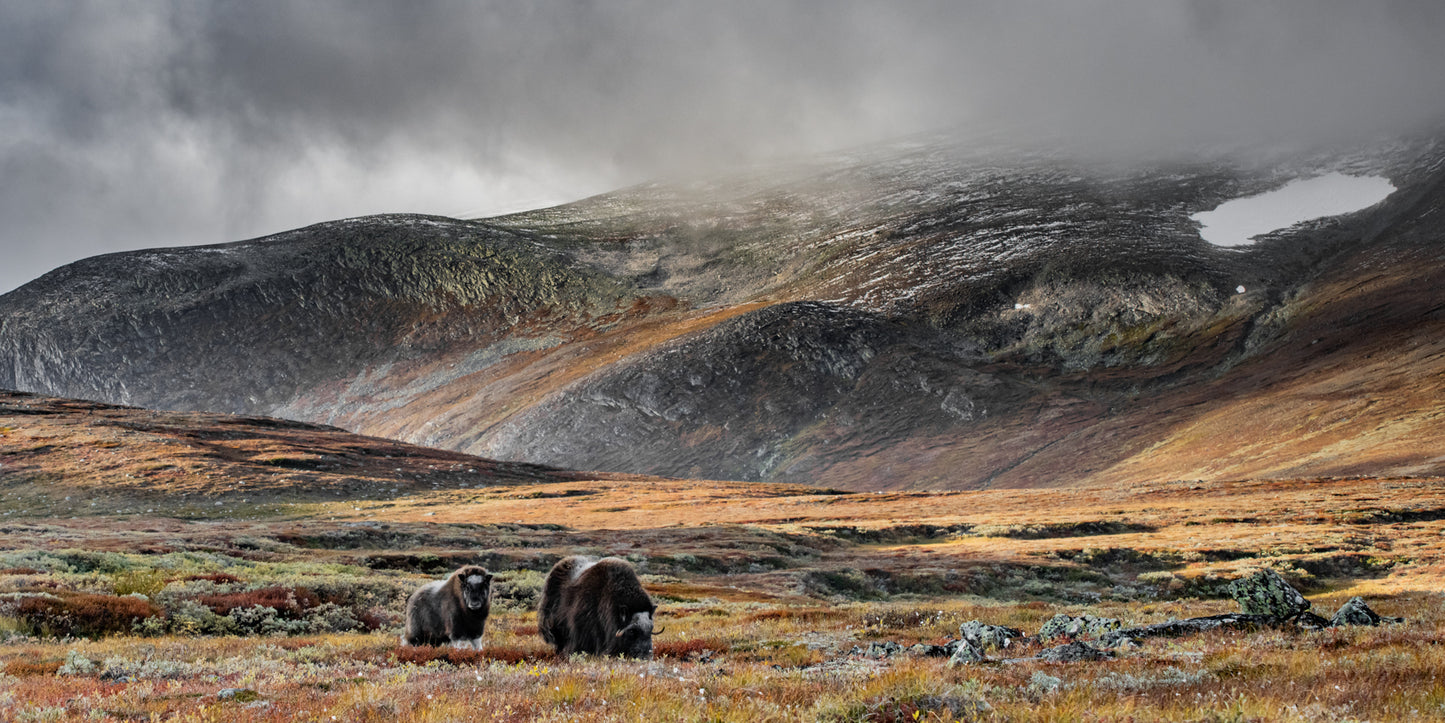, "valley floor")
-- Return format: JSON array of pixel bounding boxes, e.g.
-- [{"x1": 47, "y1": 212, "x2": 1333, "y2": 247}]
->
[{"x1": 0, "y1": 474, "x2": 1442, "y2": 721}]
